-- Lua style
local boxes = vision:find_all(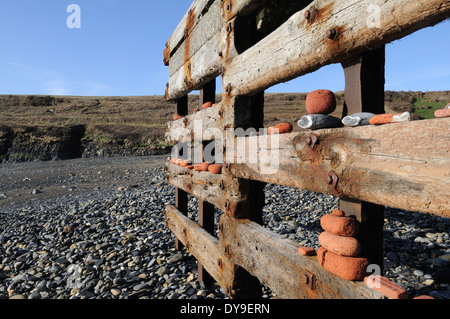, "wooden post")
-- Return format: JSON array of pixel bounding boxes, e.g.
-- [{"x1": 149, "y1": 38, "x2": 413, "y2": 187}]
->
[
  {"x1": 340, "y1": 46, "x2": 385, "y2": 271},
  {"x1": 174, "y1": 96, "x2": 189, "y2": 250},
  {"x1": 197, "y1": 80, "x2": 216, "y2": 287}
]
